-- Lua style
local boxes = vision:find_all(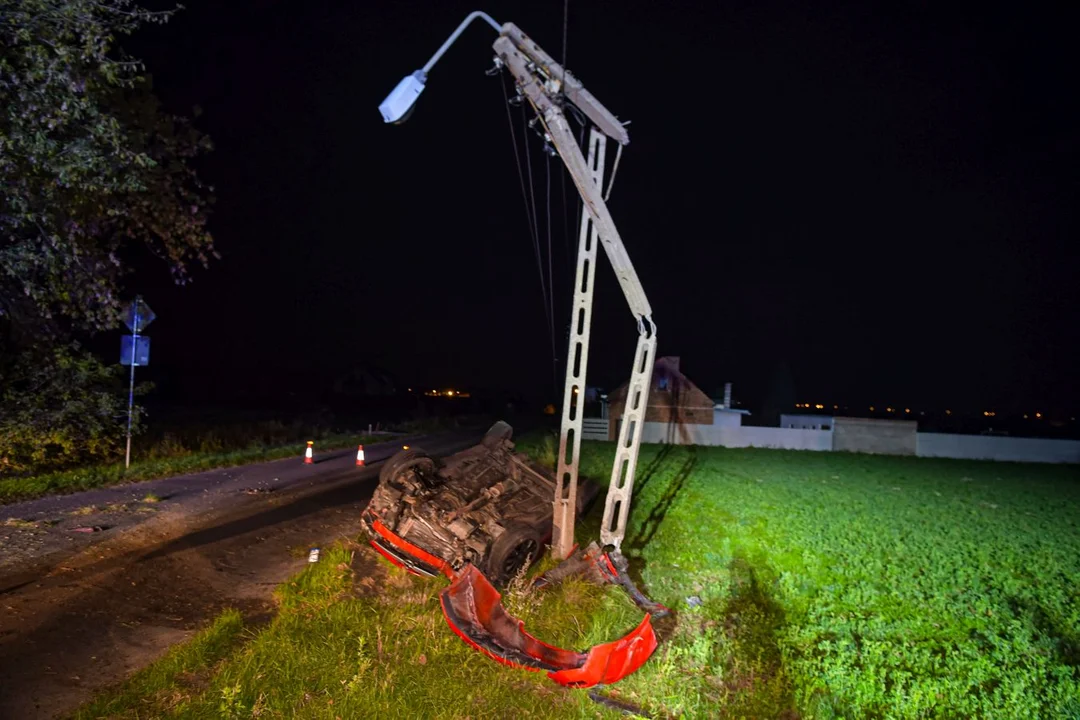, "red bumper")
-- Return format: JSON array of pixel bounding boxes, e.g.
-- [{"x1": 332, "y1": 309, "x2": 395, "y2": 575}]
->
[
  {"x1": 364, "y1": 511, "x2": 660, "y2": 688},
  {"x1": 439, "y1": 564, "x2": 658, "y2": 688}
]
